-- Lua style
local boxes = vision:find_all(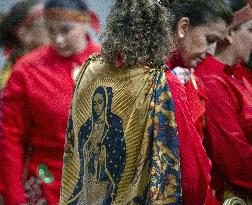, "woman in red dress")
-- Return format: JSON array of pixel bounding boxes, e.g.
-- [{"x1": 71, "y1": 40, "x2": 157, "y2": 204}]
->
[
  {"x1": 0, "y1": 0, "x2": 100, "y2": 204},
  {"x1": 164, "y1": 0, "x2": 233, "y2": 139},
  {"x1": 162, "y1": 0, "x2": 233, "y2": 204}
]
